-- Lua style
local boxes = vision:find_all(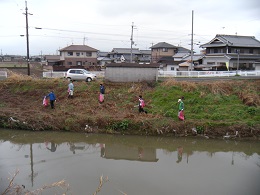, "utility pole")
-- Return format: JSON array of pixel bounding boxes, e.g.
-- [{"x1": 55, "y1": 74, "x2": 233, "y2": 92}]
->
[
  {"x1": 130, "y1": 22, "x2": 134, "y2": 63},
  {"x1": 190, "y1": 10, "x2": 194, "y2": 71},
  {"x1": 24, "y1": 1, "x2": 31, "y2": 76}
]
